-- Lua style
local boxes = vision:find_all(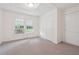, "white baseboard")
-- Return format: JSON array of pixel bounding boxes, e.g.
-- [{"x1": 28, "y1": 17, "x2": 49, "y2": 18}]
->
[{"x1": 63, "y1": 41, "x2": 79, "y2": 47}]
